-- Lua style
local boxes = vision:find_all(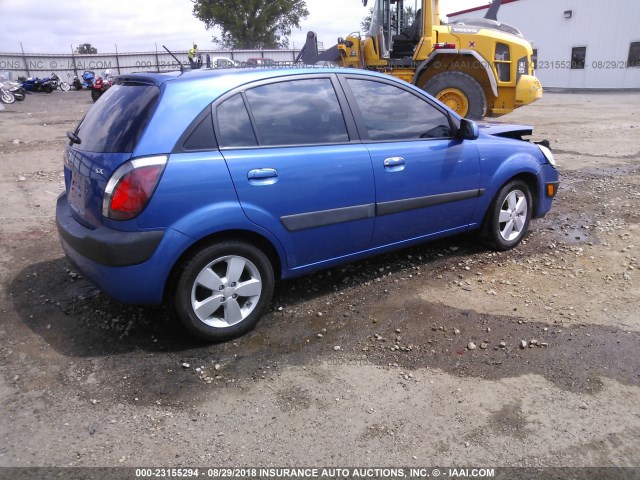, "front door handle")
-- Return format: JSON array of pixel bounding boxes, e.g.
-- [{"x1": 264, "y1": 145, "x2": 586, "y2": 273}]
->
[
  {"x1": 383, "y1": 157, "x2": 405, "y2": 172},
  {"x1": 248, "y1": 168, "x2": 278, "y2": 185}
]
